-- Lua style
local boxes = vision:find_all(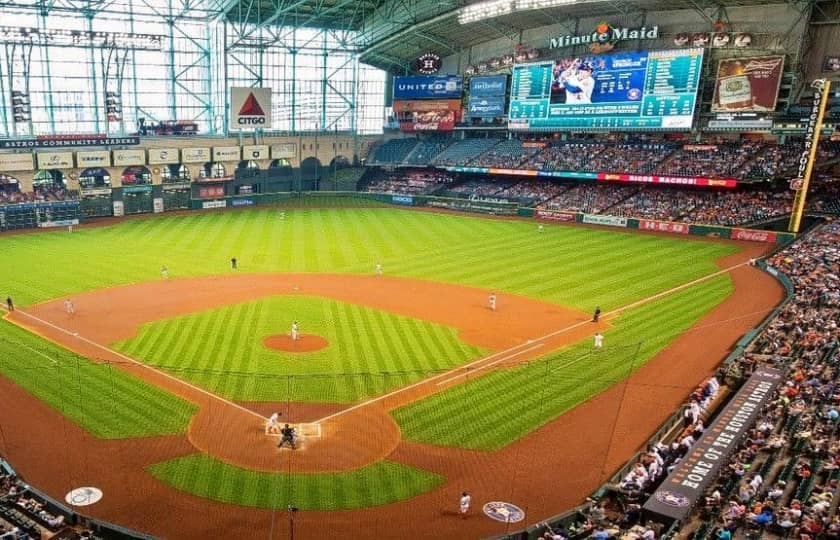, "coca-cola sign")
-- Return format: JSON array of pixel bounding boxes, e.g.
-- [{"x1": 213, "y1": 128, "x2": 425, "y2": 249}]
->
[{"x1": 731, "y1": 228, "x2": 777, "y2": 243}]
